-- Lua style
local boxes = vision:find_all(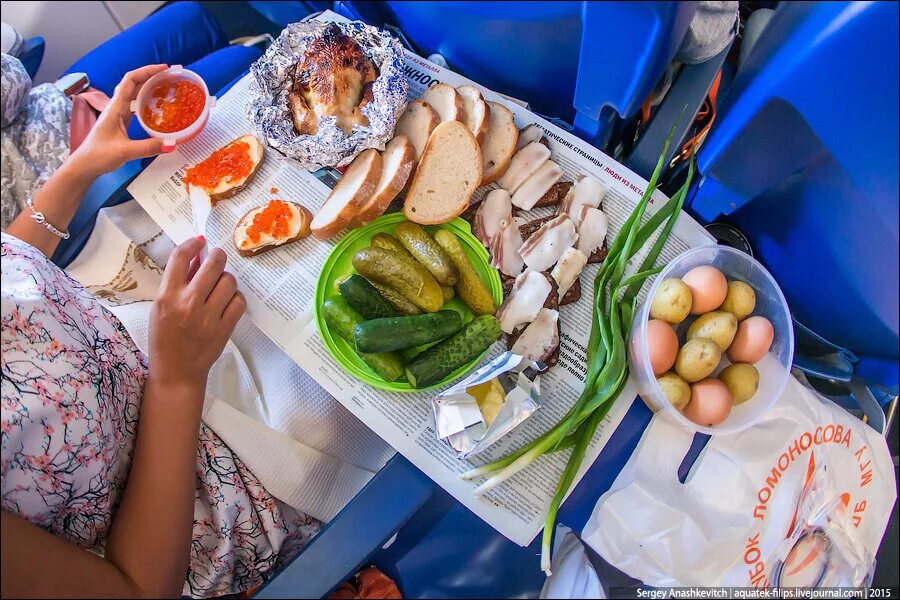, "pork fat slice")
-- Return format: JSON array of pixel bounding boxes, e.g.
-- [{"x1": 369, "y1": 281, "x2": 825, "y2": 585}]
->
[
  {"x1": 510, "y1": 308, "x2": 560, "y2": 364},
  {"x1": 551, "y1": 248, "x2": 588, "y2": 298},
  {"x1": 561, "y1": 175, "x2": 606, "y2": 226},
  {"x1": 499, "y1": 141, "x2": 551, "y2": 194},
  {"x1": 497, "y1": 269, "x2": 552, "y2": 334},
  {"x1": 575, "y1": 206, "x2": 608, "y2": 256},
  {"x1": 490, "y1": 219, "x2": 525, "y2": 277},
  {"x1": 474, "y1": 188, "x2": 512, "y2": 247},
  {"x1": 518, "y1": 213, "x2": 578, "y2": 272},
  {"x1": 511, "y1": 160, "x2": 563, "y2": 210}
]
